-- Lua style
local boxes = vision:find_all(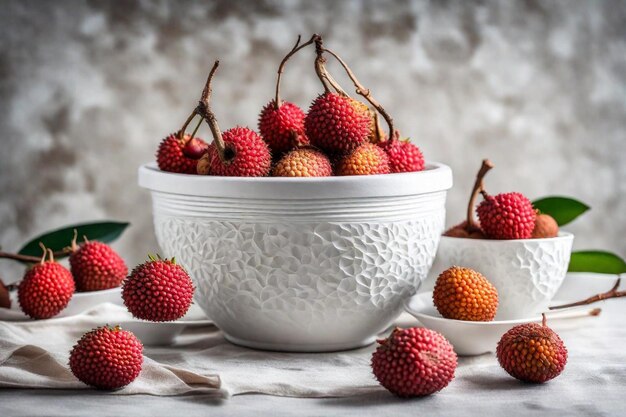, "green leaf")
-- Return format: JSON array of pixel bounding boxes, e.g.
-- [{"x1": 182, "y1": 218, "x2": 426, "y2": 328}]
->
[
  {"x1": 18, "y1": 221, "x2": 130, "y2": 258},
  {"x1": 568, "y1": 251, "x2": 626, "y2": 274},
  {"x1": 532, "y1": 196, "x2": 590, "y2": 226}
]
